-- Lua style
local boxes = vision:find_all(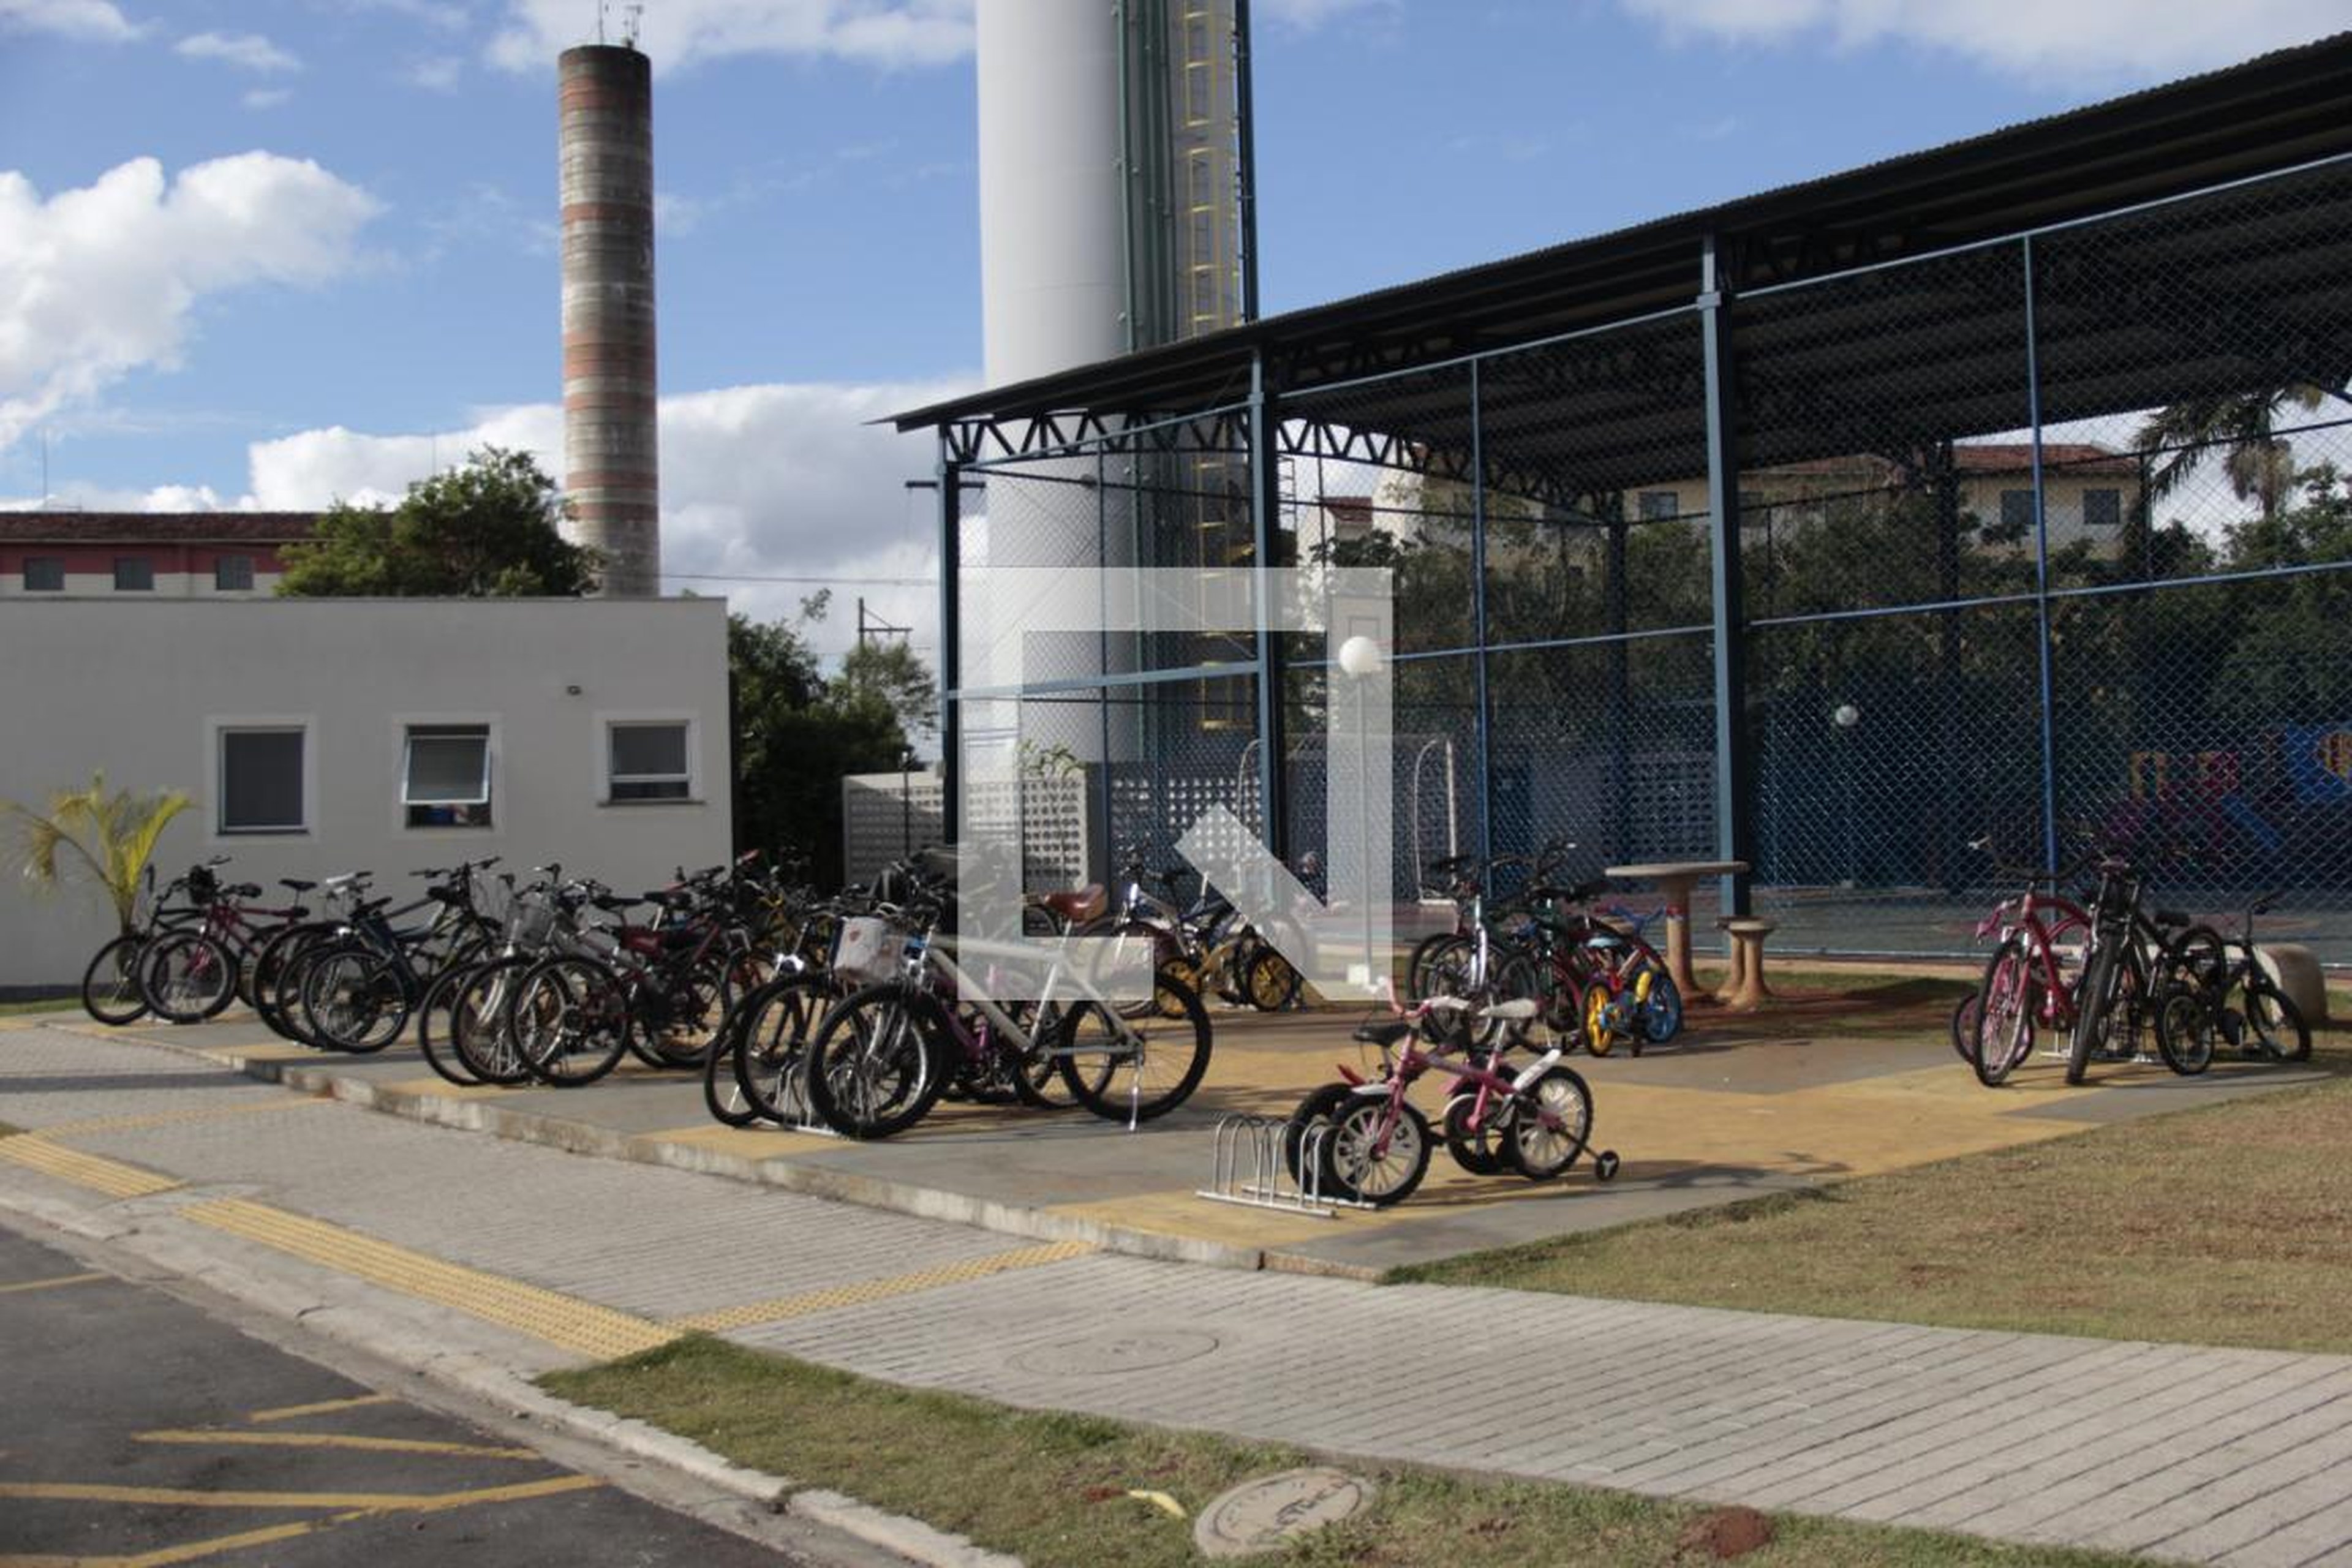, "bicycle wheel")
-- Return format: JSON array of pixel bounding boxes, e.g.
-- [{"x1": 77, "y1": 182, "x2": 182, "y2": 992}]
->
[
  {"x1": 1321, "y1": 1097, "x2": 1431, "y2": 1207},
  {"x1": 1950, "y1": 987, "x2": 1981, "y2": 1065},
  {"x1": 1442, "y1": 1082, "x2": 1510, "y2": 1175},
  {"x1": 448, "y1": 956, "x2": 536, "y2": 1085},
  {"x1": 415, "y1": 962, "x2": 483, "y2": 1087},
  {"x1": 80, "y1": 934, "x2": 150, "y2": 1026},
  {"x1": 1404, "y1": 932, "x2": 1465, "y2": 1000},
  {"x1": 1506, "y1": 1065, "x2": 1594, "y2": 1180},
  {"x1": 1637, "y1": 965, "x2": 1683, "y2": 1046},
  {"x1": 140, "y1": 930, "x2": 241, "y2": 1025},
  {"x1": 1583, "y1": 984, "x2": 1626, "y2": 1058},
  {"x1": 2241, "y1": 977, "x2": 2310, "y2": 1063},
  {"x1": 249, "y1": 921, "x2": 331, "y2": 1039},
  {"x1": 2065, "y1": 937, "x2": 2119, "y2": 1086},
  {"x1": 805, "y1": 982, "x2": 948, "y2": 1139},
  {"x1": 725, "y1": 973, "x2": 832, "y2": 1124},
  {"x1": 2154, "y1": 987, "x2": 2215, "y2": 1076},
  {"x1": 1056, "y1": 970, "x2": 1213, "y2": 1124},
  {"x1": 1241, "y1": 943, "x2": 1302, "y2": 1012},
  {"x1": 299, "y1": 948, "x2": 412, "y2": 1054},
  {"x1": 1972, "y1": 937, "x2": 2038, "y2": 1088},
  {"x1": 512, "y1": 956, "x2": 633, "y2": 1086},
  {"x1": 638, "y1": 953, "x2": 731, "y2": 1069},
  {"x1": 1283, "y1": 1083, "x2": 1356, "y2": 1191}
]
